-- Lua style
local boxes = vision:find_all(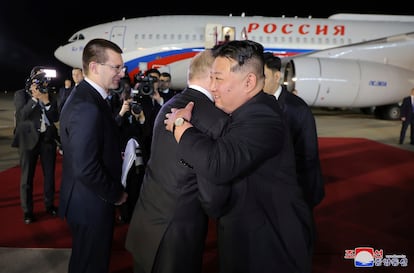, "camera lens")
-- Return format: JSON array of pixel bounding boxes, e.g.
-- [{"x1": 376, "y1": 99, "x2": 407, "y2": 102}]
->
[{"x1": 130, "y1": 102, "x2": 142, "y2": 114}]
